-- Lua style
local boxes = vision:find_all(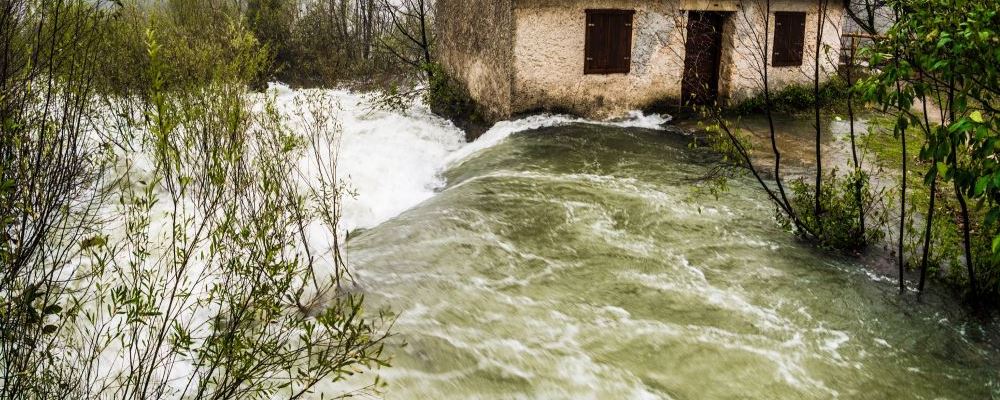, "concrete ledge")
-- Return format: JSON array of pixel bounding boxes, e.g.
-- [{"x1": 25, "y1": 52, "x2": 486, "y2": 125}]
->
[{"x1": 680, "y1": 0, "x2": 739, "y2": 11}]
